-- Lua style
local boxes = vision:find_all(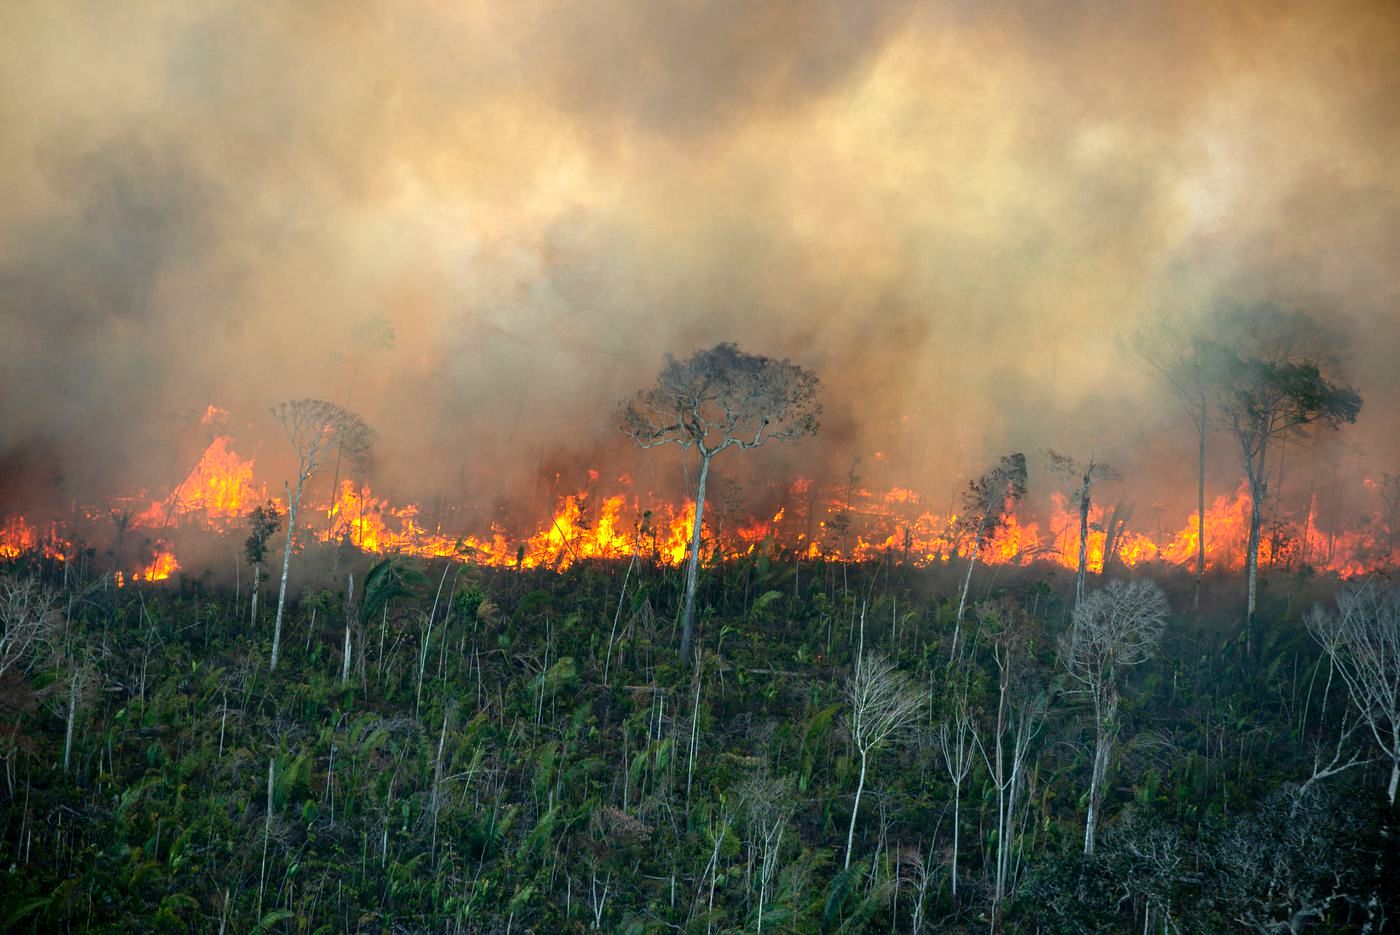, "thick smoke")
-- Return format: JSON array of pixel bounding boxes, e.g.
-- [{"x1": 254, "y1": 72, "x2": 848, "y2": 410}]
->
[{"x1": 2, "y1": 1, "x2": 1398, "y2": 532}]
